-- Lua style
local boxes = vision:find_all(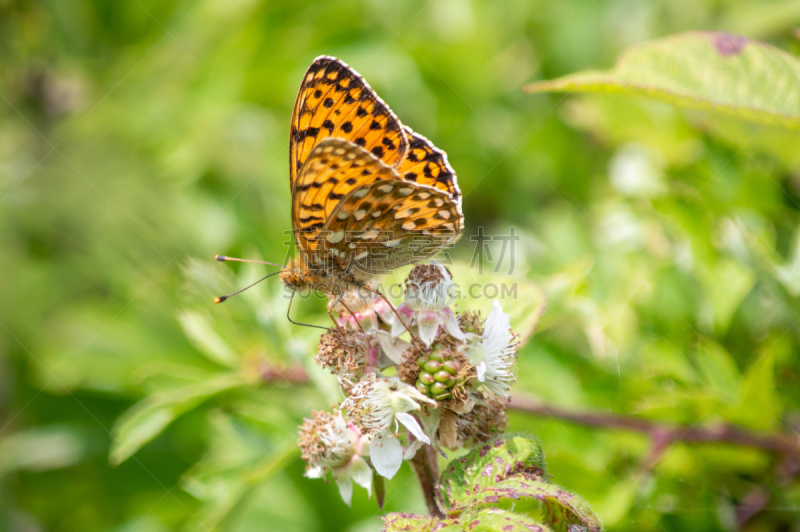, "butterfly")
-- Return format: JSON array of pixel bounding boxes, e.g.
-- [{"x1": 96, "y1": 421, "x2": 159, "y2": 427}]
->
[{"x1": 278, "y1": 56, "x2": 463, "y2": 306}]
